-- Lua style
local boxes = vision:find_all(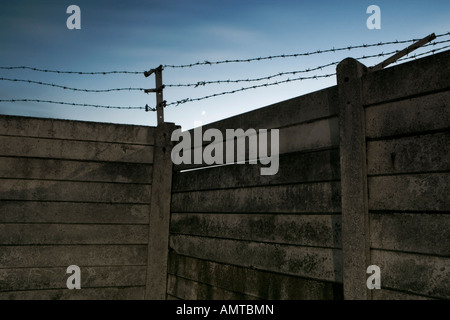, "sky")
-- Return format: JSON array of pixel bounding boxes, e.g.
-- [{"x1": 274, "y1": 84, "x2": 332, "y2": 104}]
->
[{"x1": 0, "y1": 0, "x2": 449, "y2": 130}]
